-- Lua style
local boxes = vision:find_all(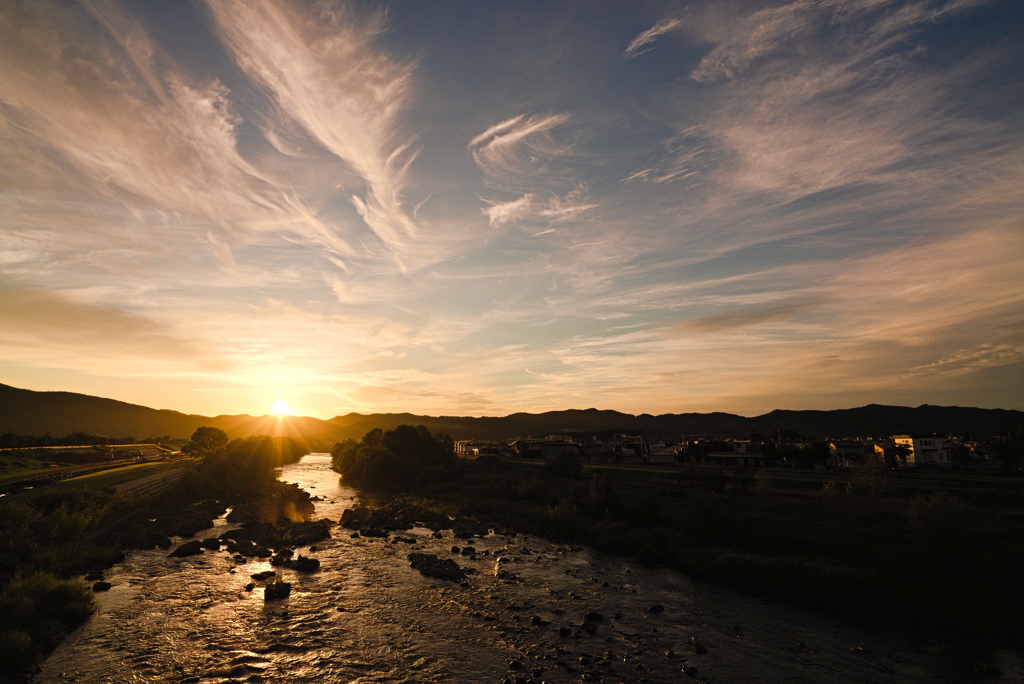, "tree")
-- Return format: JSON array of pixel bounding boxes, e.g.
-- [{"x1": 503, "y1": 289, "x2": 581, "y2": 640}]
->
[
  {"x1": 182, "y1": 426, "x2": 228, "y2": 456},
  {"x1": 331, "y1": 425, "x2": 456, "y2": 493},
  {"x1": 893, "y1": 442, "x2": 912, "y2": 464}
]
